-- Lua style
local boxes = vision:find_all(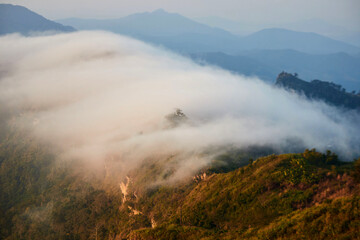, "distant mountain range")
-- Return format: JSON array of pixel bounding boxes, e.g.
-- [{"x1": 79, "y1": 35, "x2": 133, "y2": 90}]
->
[
  {"x1": 59, "y1": 9, "x2": 232, "y2": 37},
  {"x1": 276, "y1": 72, "x2": 360, "y2": 110},
  {"x1": 2, "y1": 5, "x2": 359, "y2": 55},
  {"x1": 239, "y1": 28, "x2": 359, "y2": 55},
  {"x1": 57, "y1": 9, "x2": 360, "y2": 55},
  {"x1": 57, "y1": 9, "x2": 241, "y2": 53},
  {"x1": 195, "y1": 17, "x2": 360, "y2": 48},
  {"x1": 0, "y1": 4, "x2": 75, "y2": 35},
  {"x1": 2, "y1": 5, "x2": 360, "y2": 90},
  {"x1": 278, "y1": 19, "x2": 360, "y2": 48},
  {"x1": 190, "y1": 50, "x2": 360, "y2": 91},
  {"x1": 189, "y1": 52, "x2": 279, "y2": 82}
]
